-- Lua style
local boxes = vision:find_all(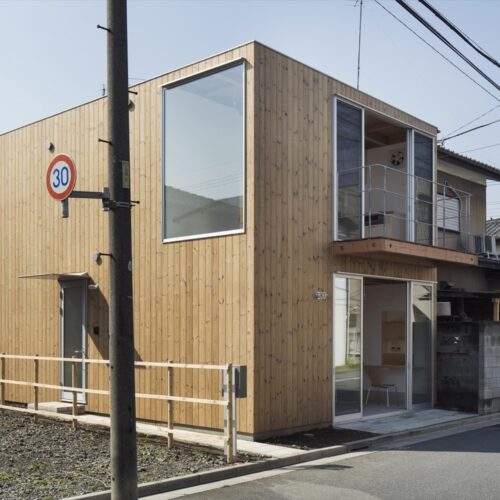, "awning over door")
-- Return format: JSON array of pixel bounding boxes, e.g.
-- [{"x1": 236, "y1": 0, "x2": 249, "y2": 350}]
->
[{"x1": 18, "y1": 272, "x2": 89, "y2": 281}]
